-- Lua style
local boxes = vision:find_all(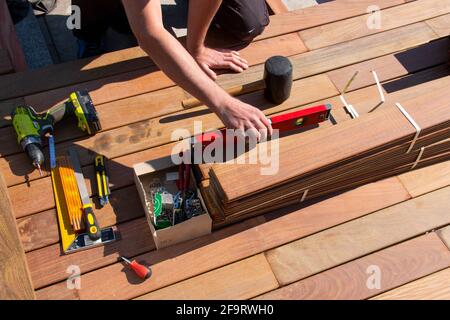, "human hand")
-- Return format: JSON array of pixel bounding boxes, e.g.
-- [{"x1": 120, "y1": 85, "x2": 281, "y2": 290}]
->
[
  {"x1": 190, "y1": 46, "x2": 249, "y2": 80},
  {"x1": 216, "y1": 97, "x2": 273, "y2": 142}
]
